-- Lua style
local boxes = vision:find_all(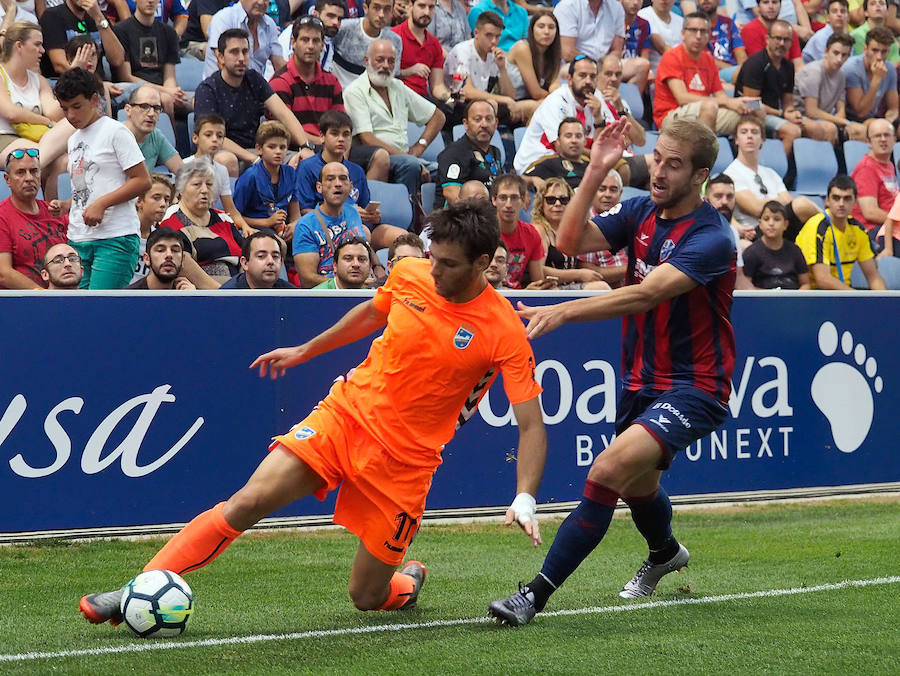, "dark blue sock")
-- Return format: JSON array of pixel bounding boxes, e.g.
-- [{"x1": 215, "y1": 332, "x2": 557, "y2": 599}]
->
[
  {"x1": 529, "y1": 480, "x2": 618, "y2": 611},
  {"x1": 624, "y1": 486, "x2": 678, "y2": 563}
]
